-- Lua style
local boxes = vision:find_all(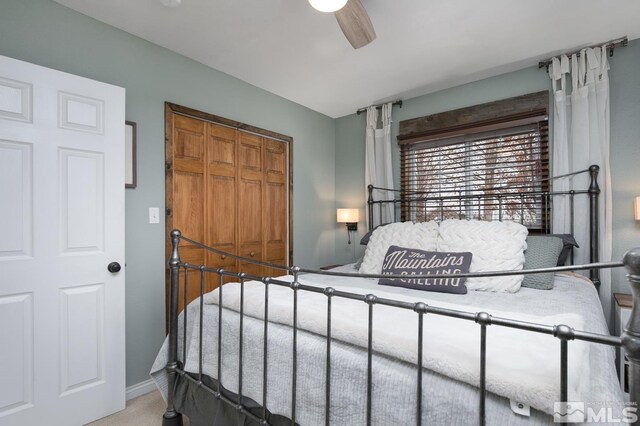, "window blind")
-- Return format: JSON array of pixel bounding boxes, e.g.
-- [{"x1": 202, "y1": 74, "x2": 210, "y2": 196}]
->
[{"x1": 400, "y1": 119, "x2": 549, "y2": 230}]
